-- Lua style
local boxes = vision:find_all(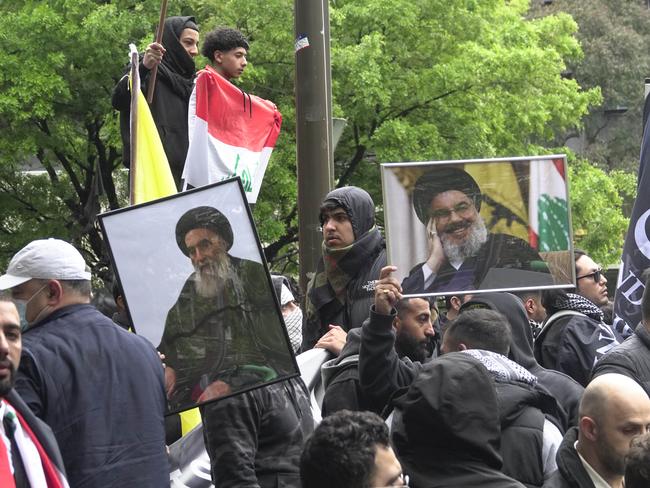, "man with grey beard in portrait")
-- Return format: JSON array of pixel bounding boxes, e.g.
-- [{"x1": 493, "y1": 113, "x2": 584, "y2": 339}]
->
[
  {"x1": 401, "y1": 167, "x2": 551, "y2": 295},
  {"x1": 159, "y1": 206, "x2": 293, "y2": 411}
]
